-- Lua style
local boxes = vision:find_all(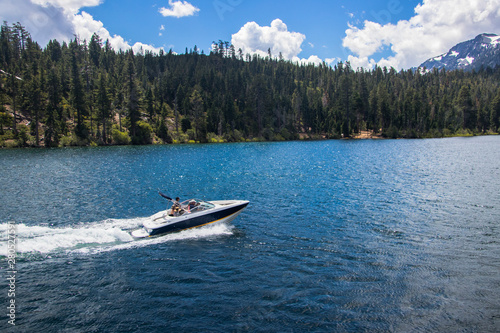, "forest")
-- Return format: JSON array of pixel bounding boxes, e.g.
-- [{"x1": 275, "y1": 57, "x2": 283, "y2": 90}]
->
[{"x1": 1, "y1": 22, "x2": 500, "y2": 147}]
